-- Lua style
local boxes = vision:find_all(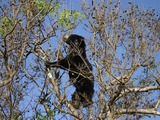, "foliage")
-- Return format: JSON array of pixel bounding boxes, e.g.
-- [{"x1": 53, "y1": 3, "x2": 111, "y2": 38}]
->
[
  {"x1": 0, "y1": 17, "x2": 13, "y2": 36},
  {"x1": 59, "y1": 9, "x2": 85, "y2": 29},
  {"x1": 32, "y1": 0, "x2": 60, "y2": 16}
]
